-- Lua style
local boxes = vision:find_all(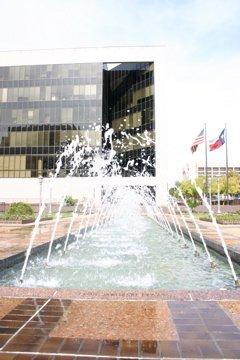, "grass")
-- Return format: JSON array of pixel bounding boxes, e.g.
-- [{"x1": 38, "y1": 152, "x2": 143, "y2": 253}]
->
[
  {"x1": 196, "y1": 212, "x2": 240, "y2": 223},
  {"x1": 0, "y1": 211, "x2": 72, "y2": 222}
]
